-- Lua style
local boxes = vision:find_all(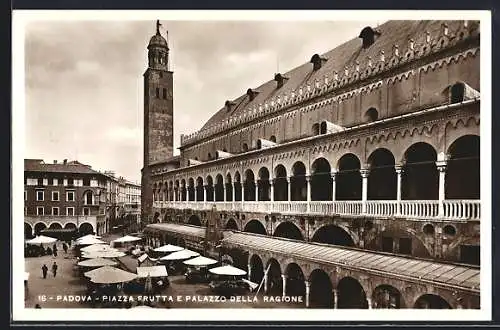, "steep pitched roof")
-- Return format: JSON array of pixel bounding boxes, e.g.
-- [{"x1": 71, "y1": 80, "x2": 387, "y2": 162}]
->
[
  {"x1": 24, "y1": 159, "x2": 101, "y2": 175},
  {"x1": 200, "y1": 20, "x2": 471, "y2": 131}
]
